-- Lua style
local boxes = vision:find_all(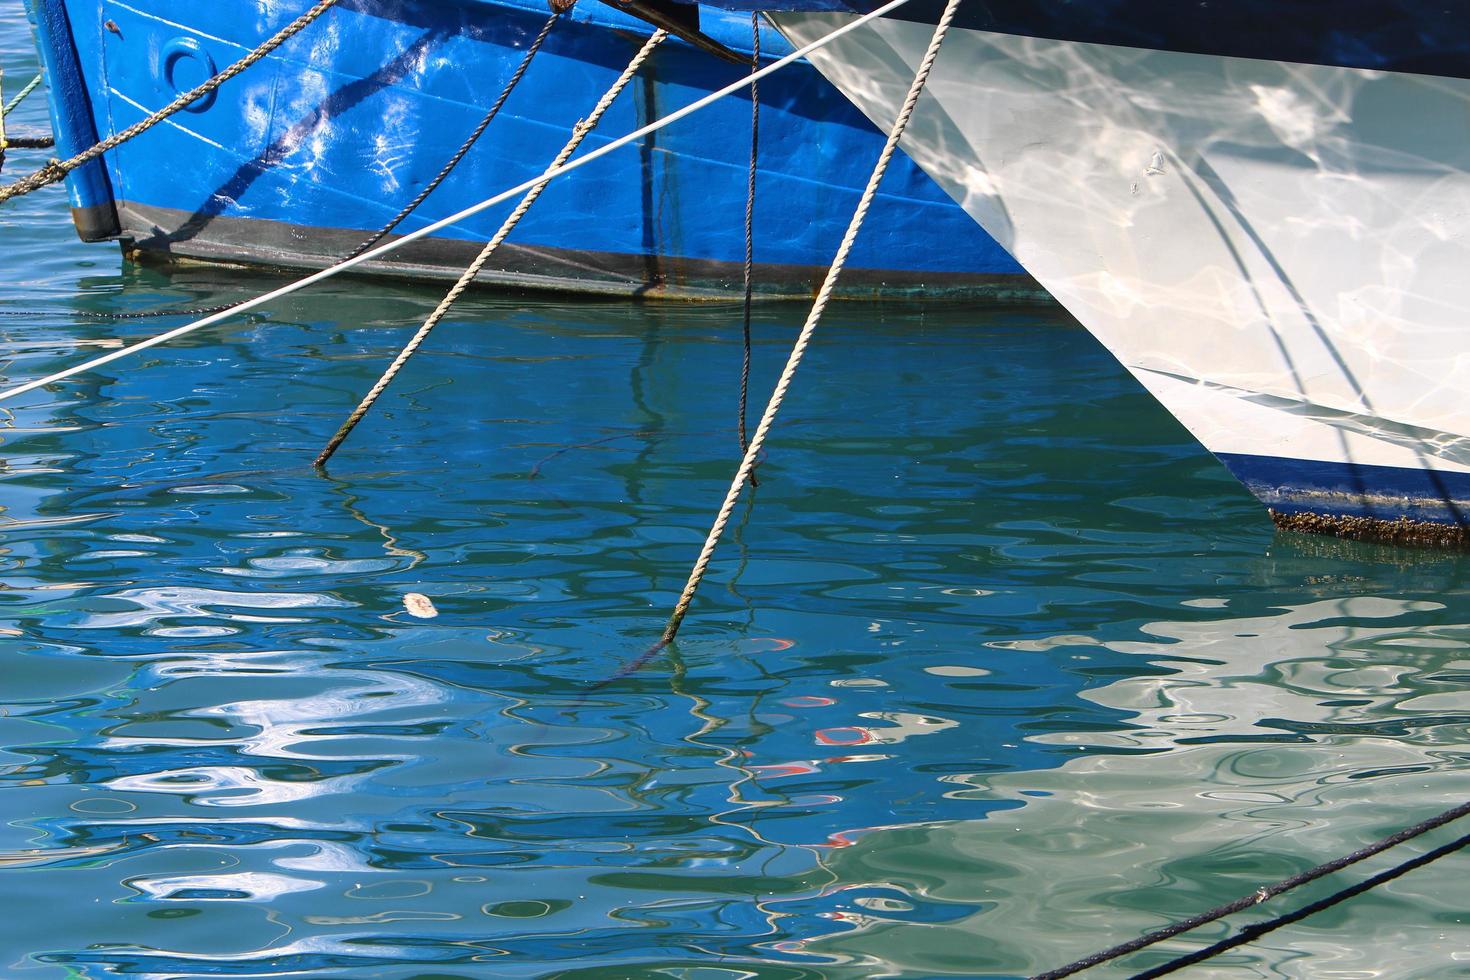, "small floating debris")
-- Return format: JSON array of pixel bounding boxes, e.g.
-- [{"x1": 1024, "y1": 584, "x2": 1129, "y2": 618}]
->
[{"x1": 403, "y1": 593, "x2": 438, "y2": 619}]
